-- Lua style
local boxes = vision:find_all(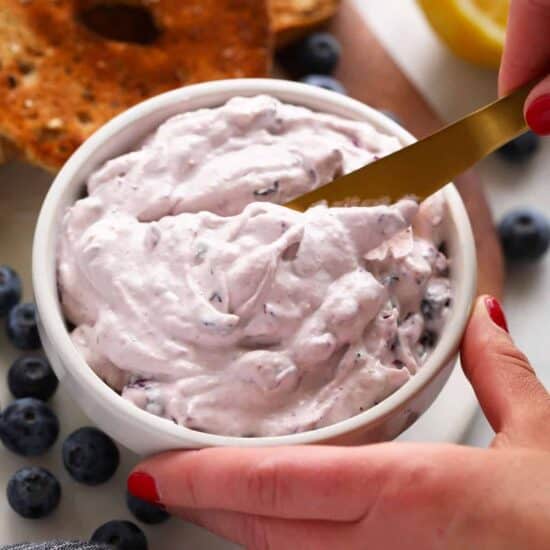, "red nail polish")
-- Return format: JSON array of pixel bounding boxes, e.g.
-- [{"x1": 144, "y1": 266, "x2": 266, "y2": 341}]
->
[
  {"x1": 128, "y1": 471, "x2": 160, "y2": 504},
  {"x1": 485, "y1": 296, "x2": 509, "y2": 333},
  {"x1": 525, "y1": 94, "x2": 550, "y2": 136}
]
